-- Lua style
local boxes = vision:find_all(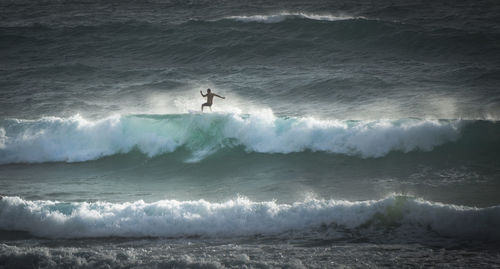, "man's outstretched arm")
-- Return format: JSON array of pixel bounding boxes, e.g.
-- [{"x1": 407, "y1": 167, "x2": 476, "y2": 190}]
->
[{"x1": 214, "y1": 94, "x2": 225, "y2": 99}]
